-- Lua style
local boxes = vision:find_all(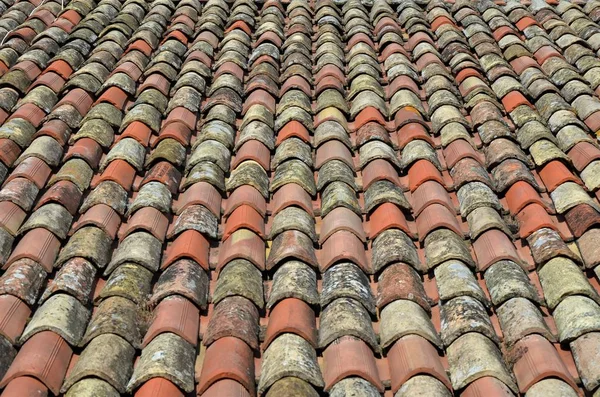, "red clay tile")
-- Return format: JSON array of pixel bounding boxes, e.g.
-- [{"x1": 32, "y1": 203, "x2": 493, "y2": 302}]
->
[
  {"x1": 388, "y1": 76, "x2": 421, "y2": 100},
  {"x1": 585, "y1": 111, "x2": 600, "y2": 133},
  {"x1": 36, "y1": 120, "x2": 70, "y2": 146},
  {"x1": 185, "y1": 50, "x2": 212, "y2": 68},
  {"x1": 1, "y1": 376, "x2": 48, "y2": 397},
  {"x1": 362, "y1": 159, "x2": 400, "y2": 190},
  {"x1": 57, "y1": 88, "x2": 93, "y2": 116},
  {"x1": 172, "y1": 182, "x2": 221, "y2": 217},
  {"x1": 0, "y1": 294, "x2": 30, "y2": 344},
  {"x1": 316, "y1": 75, "x2": 345, "y2": 96},
  {"x1": 264, "y1": 298, "x2": 317, "y2": 349},
  {"x1": 538, "y1": 160, "x2": 580, "y2": 192},
  {"x1": 381, "y1": 43, "x2": 409, "y2": 62},
  {"x1": 406, "y1": 32, "x2": 434, "y2": 52},
  {"x1": 255, "y1": 31, "x2": 282, "y2": 48},
  {"x1": 396, "y1": 123, "x2": 434, "y2": 150},
  {"x1": 377, "y1": 263, "x2": 430, "y2": 312},
  {"x1": 473, "y1": 229, "x2": 522, "y2": 272},
  {"x1": 455, "y1": 68, "x2": 483, "y2": 85},
  {"x1": 9, "y1": 104, "x2": 45, "y2": 127},
  {"x1": 30, "y1": 9, "x2": 55, "y2": 25},
  {"x1": 0, "y1": 201, "x2": 26, "y2": 236},
  {"x1": 6, "y1": 157, "x2": 51, "y2": 189},
  {"x1": 93, "y1": 160, "x2": 136, "y2": 191},
  {"x1": 162, "y1": 230, "x2": 210, "y2": 271},
  {"x1": 493, "y1": 26, "x2": 516, "y2": 42},
  {"x1": 280, "y1": 75, "x2": 311, "y2": 97},
  {"x1": 388, "y1": 335, "x2": 452, "y2": 393},
  {"x1": 232, "y1": 140, "x2": 270, "y2": 171},
  {"x1": 4, "y1": 228, "x2": 60, "y2": 272},
  {"x1": 127, "y1": 39, "x2": 153, "y2": 57},
  {"x1": 111, "y1": 62, "x2": 143, "y2": 81},
  {"x1": 512, "y1": 334, "x2": 578, "y2": 393},
  {"x1": 565, "y1": 204, "x2": 600, "y2": 238},
  {"x1": 270, "y1": 182, "x2": 314, "y2": 216},
  {"x1": 64, "y1": 138, "x2": 103, "y2": 168},
  {"x1": 416, "y1": 53, "x2": 445, "y2": 71},
  {"x1": 276, "y1": 120, "x2": 310, "y2": 146},
  {"x1": 501, "y1": 91, "x2": 532, "y2": 112},
  {"x1": 431, "y1": 16, "x2": 454, "y2": 31},
  {"x1": 568, "y1": 142, "x2": 600, "y2": 172},
  {"x1": 13, "y1": 61, "x2": 41, "y2": 80},
  {"x1": 143, "y1": 295, "x2": 199, "y2": 348},
  {"x1": 443, "y1": 139, "x2": 482, "y2": 169},
  {"x1": 347, "y1": 32, "x2": 375, "y2": 49},
  {"x1": 95, "y1": 87, "x2": 128, "y2": 109},
  {"x1": 408, "y1": 159, "x2": 445, "y2": 192},
  {"x1": 243, "y1": 89, "x2": 275, "y2": 115},
  {"x1": 29, "y1": 71, "x2": 65, "y2": 93},
  {"x1": 322, "y1": 336, "x2": 384, "y2": 392},
  {"x1": 267, "y1": 230, "x2": 318, "y2": 270},
  {"x1": 352, "y1": 107, "x2": 386, "y2": 131},
  {"x1": 320, "y1": 231, "x2": 370, "y2": 274},
  {"x1": 72, "y1": 204, "x2": 121, "y2": 239},
  {"x1": 60, "y1": 9, "x2": 81, "y2": 24},
  {"x1": 506, "y1": 180, "x2": 553, "y2": 215},
  {"x1": 510, "y1": 56, "x2": 540, "y2": 75},
  {"x1": 138, "y1": 74, "x2": 170, "y2": 96},
  {"x1": 35, "y1": 180, "x2": 81, "y2": 216},
  {"x1": 225, "y1": 185, "x2": 266, "y2": 218},
  {"x1": 315, "y1": 140, "x2": 354, "y2": 170},
  {"x1": 394, "y1": 108, "x2": 426, "y2": 130},
  {"x1": 120, "y1": 207, "x2": 169, "y2": 242},
  {"x1": 51, "y1": 17, "x2": 74, "y2": 33},
  {"x1": 368, "y1": 202, "x2": 412, "y2": 240},
  {"x1": 0, "y1": 108, "x2": 7, "y2": 124},
  {"x1": 534, "y1": 45, "x2": 563, "y2": 64},
  {"x1": 163, "y1": 106, "x2": 197, "y2": 130},
  {"x1": 461, "y1": 376, "x2": 514, "y2": 397},
  {"x1": 214, "y1": 62, "x2": 244, "y2": 82},
  {"x1": 223, "y1": 205, "x2": 265, "y2": 241},
  {"x1": 320, "y1": 207, "x2": 366, "y2": 244},
  {"x1": 315, "y1": 65, "x2": 345, "y2": 85},
  {"x1": 516, "y1": 16, "x2": 538, "y2": 30},
  {"x1": 134, "y1": 377, "x2": 184, "y2": 397},
  {"x1": 0, "y1": 331, "x2": 72, "y2": 395},
  {"x1": 0, "y1": 139, "x2": 20, "y2": 168},
  {"x1": 141, "y1": 162, "x2": 182, "y2": 195},
  {"x1": 164, "y1": 30, "x2": 188, "y2": 45},
  {"x1": 201, "y1": 379, "x2": 250, "y2": 397},
  {"x1": 411, "y1": 181, "x2": 455, "y2": 216},
  {"x1": 416, "y1": 203, "x2": 464, "y2": 241},
  {"x1": 516, "y1": 203, "x2": 558, "y2": 239},
  {"x1": 197, "y1": 336, "x2": 255, "y2": 396},
  {"x1": 44, "y1": 60, "x2": 73, "y2": 79},
  {"x1": 250, "y1": 54, "x2": 278, "y2": 70},
  {"x1": 156, "y1": 122, "x2": 191, "y2": 147},
  {"x1": 217, "y1": 230, "x2": 265, "y2": 271}
]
